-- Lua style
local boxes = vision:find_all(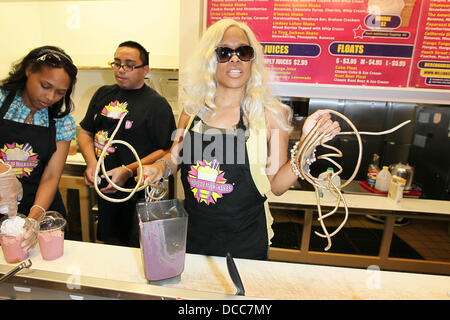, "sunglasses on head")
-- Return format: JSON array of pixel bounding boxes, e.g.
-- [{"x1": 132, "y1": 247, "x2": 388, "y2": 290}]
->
[
  {"x1": 215, "y1": 45, "x2": 255, "y2": 63},
  {"x1": 35, "y1": 52, "x2": 69, "y2": 68}
]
